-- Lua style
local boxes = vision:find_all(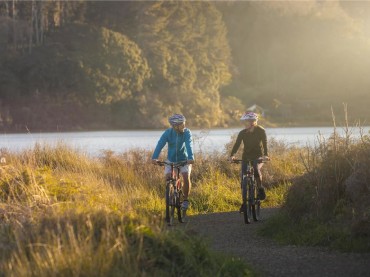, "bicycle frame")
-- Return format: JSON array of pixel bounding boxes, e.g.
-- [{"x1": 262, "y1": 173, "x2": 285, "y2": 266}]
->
[{"x1": 242, "y1": 161, "x2": 255, "y2": 204}]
